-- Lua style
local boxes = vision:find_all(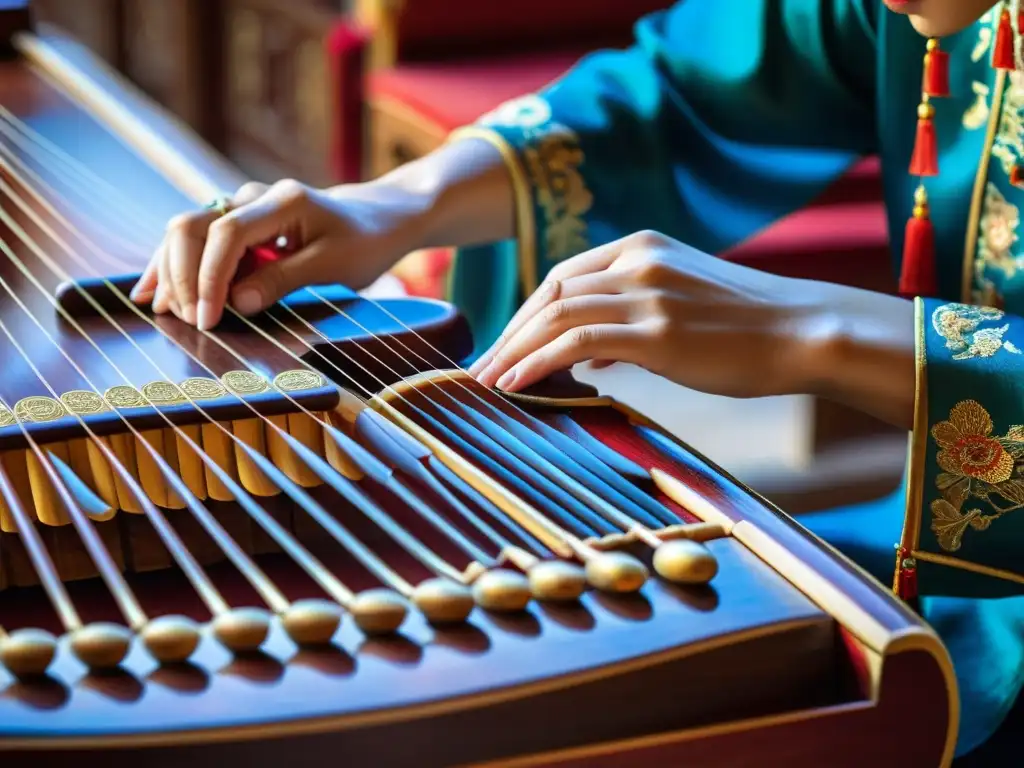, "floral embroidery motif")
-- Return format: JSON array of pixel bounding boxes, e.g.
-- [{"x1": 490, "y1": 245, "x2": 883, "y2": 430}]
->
[
  {"x1": 479, "y1": 95, "x2": 593, "y2": 262},
  {"x1": 930, "y1": 400, "x2": 1024, "y2": 551},
  {"x1": 932, "y1": 303, "x2": 1020, "y2": 359},
  {"x1": 976, "y1": 183, "x2": 1024, "y2": 286},
  {"x1": 963, "y1": 11, "x2": 996, "y2": 130}
]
